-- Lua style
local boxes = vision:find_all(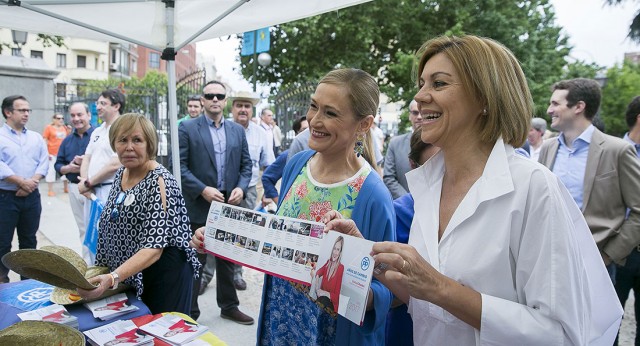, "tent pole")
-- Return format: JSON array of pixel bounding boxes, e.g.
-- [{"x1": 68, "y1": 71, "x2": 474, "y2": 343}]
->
[{"x1": 163, "y1": 0, "x2": 181, "y2": 187}]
